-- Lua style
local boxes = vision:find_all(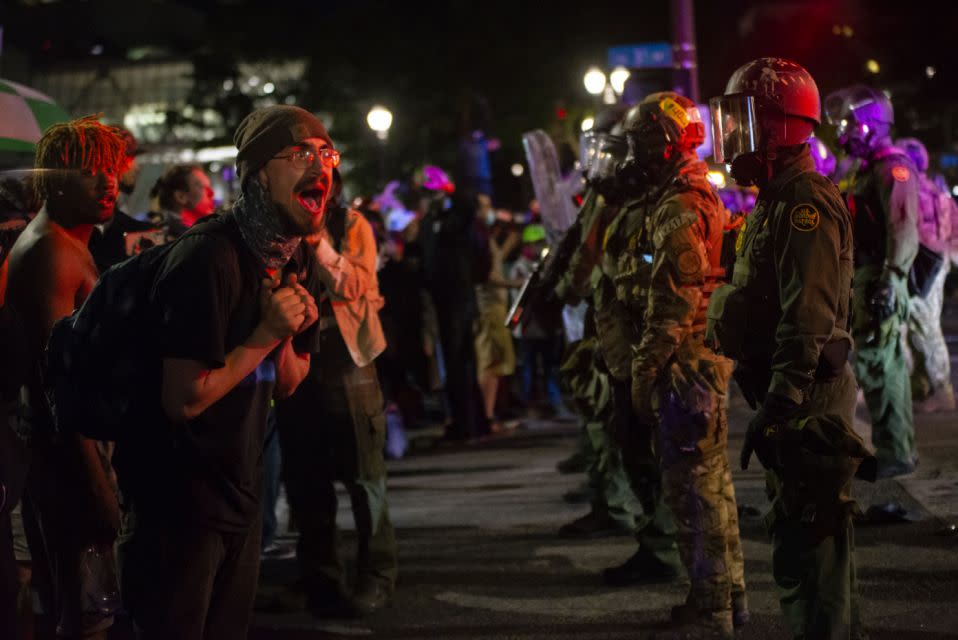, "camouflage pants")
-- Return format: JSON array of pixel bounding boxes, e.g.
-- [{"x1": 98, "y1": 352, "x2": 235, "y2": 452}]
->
[
  {"x1": 907, "y1": 262, "x2": 952, "y2": 401},
  {"x1": 585, "y1": 416, "x2": 643, "y2": 529},
  {"x1": 613, "y1": 380, "x2": 679, "y2": 566},
  {"x1": 562, "y1": 338, "x2": 642, "y2": 529},
  {"x1": 657, "y1": 399, "x2": 745, "y2": 612},
  {"x1": 852, "y1": 267, "x2": 915, "y2": 466}
]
